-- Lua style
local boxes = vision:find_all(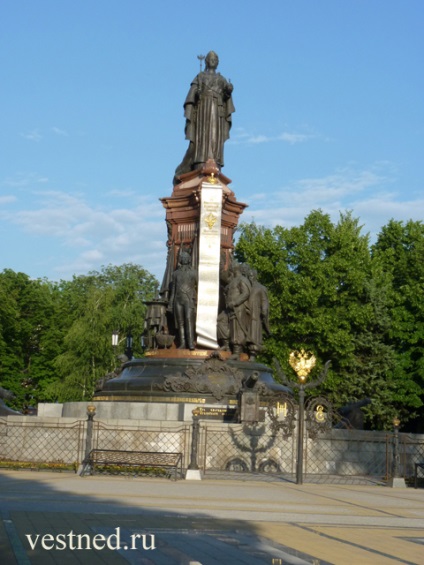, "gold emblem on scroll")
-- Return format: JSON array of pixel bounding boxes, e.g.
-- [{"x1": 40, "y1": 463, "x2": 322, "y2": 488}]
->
[{"x1": 205, "y1": 213, "x2": 217, "y2": 229}]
